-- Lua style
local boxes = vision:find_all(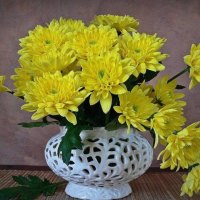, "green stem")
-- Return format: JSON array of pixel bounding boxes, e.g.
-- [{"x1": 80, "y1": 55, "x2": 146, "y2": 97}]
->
[
  {"x1": 7, "y1": 91, "x2": 14, "y2": 95},
  {"x1": 105, "y1": 112, "x2": 110, "y2": 125},
  {"x1": 168, "y1": 67, "x2": 189, "y2": 83}
]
